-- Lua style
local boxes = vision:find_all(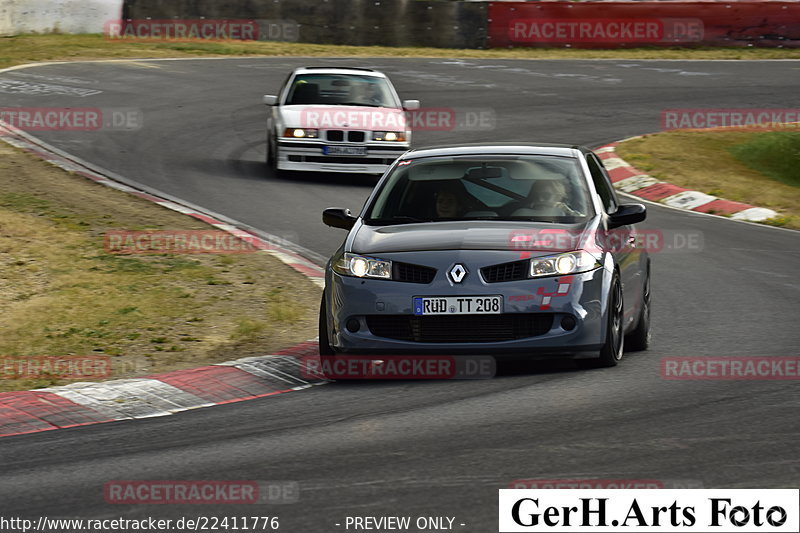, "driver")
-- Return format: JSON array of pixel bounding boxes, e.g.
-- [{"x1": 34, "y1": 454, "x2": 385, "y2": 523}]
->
[
  {"x1": 353, "y1": 82, "x2": 384, "y2": 106},
  {"x1": 435, "y1": 190, "x2": 461, "y2": 218},
  {"x1": 434, "y1": 181, "x2": 473, "y2": 219}
]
